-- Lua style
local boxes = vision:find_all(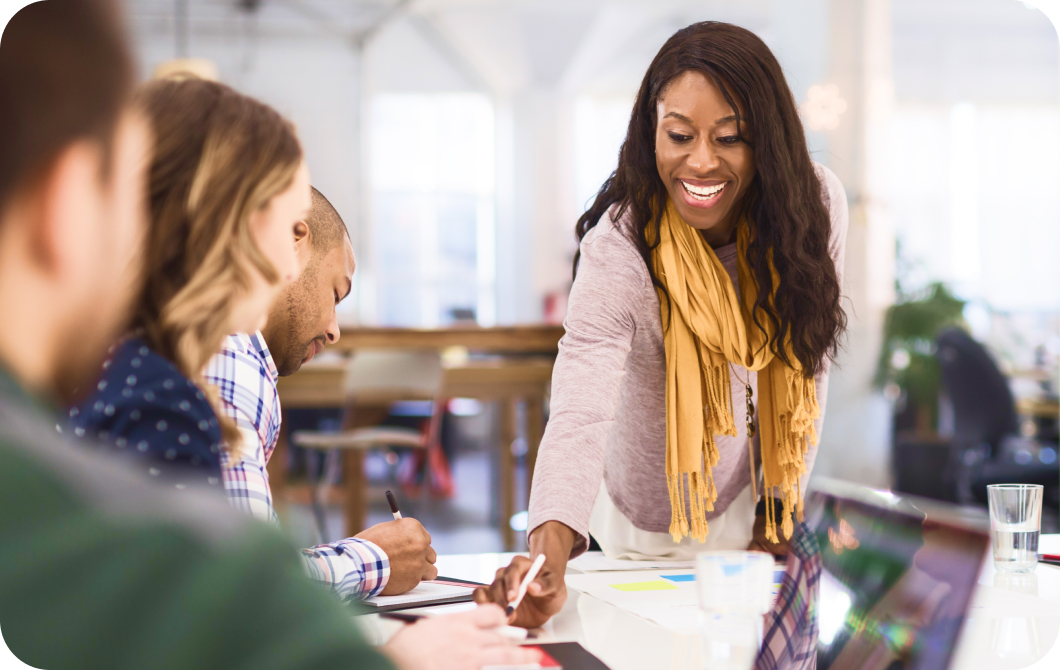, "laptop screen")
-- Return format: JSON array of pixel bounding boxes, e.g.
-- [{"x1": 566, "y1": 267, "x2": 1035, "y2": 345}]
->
[{"x1": 805, "y1": 486, "x2": 989, "y2": 670}]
